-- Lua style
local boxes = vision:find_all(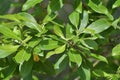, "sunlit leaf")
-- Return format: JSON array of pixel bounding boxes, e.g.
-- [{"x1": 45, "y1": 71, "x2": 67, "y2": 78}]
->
[
  {"x1": 40, "y1": 39, "x2": 59, "y2": 50},
  {"x1": 18, "y1": 12, "x2": 42, "y2": 32},
  {"x1": 0, "y1": 45, "x2": 19, "y2": 58},
  {"x1": 112, "y1": 18, "x2": 120, "y2": 29},
  {"x1": 80, "y1": 39, "x2": 98, "y2": 50},
  {"x1": 22, "y1": 0, "x2": 43, "y2": 11},
  {"x1": 112, "y1": 44, "x2": 120, "y2": 56},
  {"x1": 54, "y1": 54, "x2": 67, "y2": 69},
  {"x1": 112, "y1": 0, "x2": 120, "y2": 8},
  {"x1": 14, "y1": 49, "x2": 31, "y2": 64},
  {"x1": 69, "y1": 11, "x2": 79, "y2": 28},
  {"x1": 0, "y1": 25, "x2": 21, "y2": 40},
  {"x1": 88, "y1": 0, "x2": 113, "y2": 20},
  {"x1": 84, "y1": 18, "x2": 111, "y2": 33},
  {"x1": 66, "y1": 23, "x2": 74, "y2": 39},
  {"x1": 46, "y1": 44, "x2": 66, "y2": 58},
  {"x1": 68, "y1": 49, "x2": 82, "y2": 67},
  {"x1": 46, "y1": 51, "x2": 55, "y2": 58},
  {"x1": 91, "y1": 53, "x2": 108, "y2": 63},
  {"x1": 79, "y1": 11, "x2": 89, "y2": 32},
  {"x1": 43, "y1": 13, "x2": 57, "y2": 23},
  {"x1": 92, "y1": 69, "x2": 111, "y2": 78},
  {"x1": 0, "y1": 14, "x2": 19, "y2": 22},
  {"x1": 54, "y1": 25, "x2": 64, "y2": 39},
  {"x1": 55, "y1": 44, "x2": 66, "y2": 54},
  {"x1": 76, "y1": 2, "x2": 82, "y2": 13},
  {"x1": 78, "y1": 65, "x2": 91, "y2": 80}
]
